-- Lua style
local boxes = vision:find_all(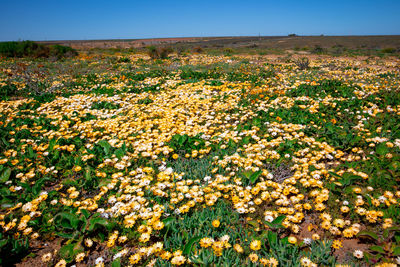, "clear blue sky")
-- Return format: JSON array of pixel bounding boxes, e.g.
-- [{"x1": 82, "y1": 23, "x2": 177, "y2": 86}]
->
[{"x1": 1, "y1": 0, "x2": 399, "y2": 41}]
